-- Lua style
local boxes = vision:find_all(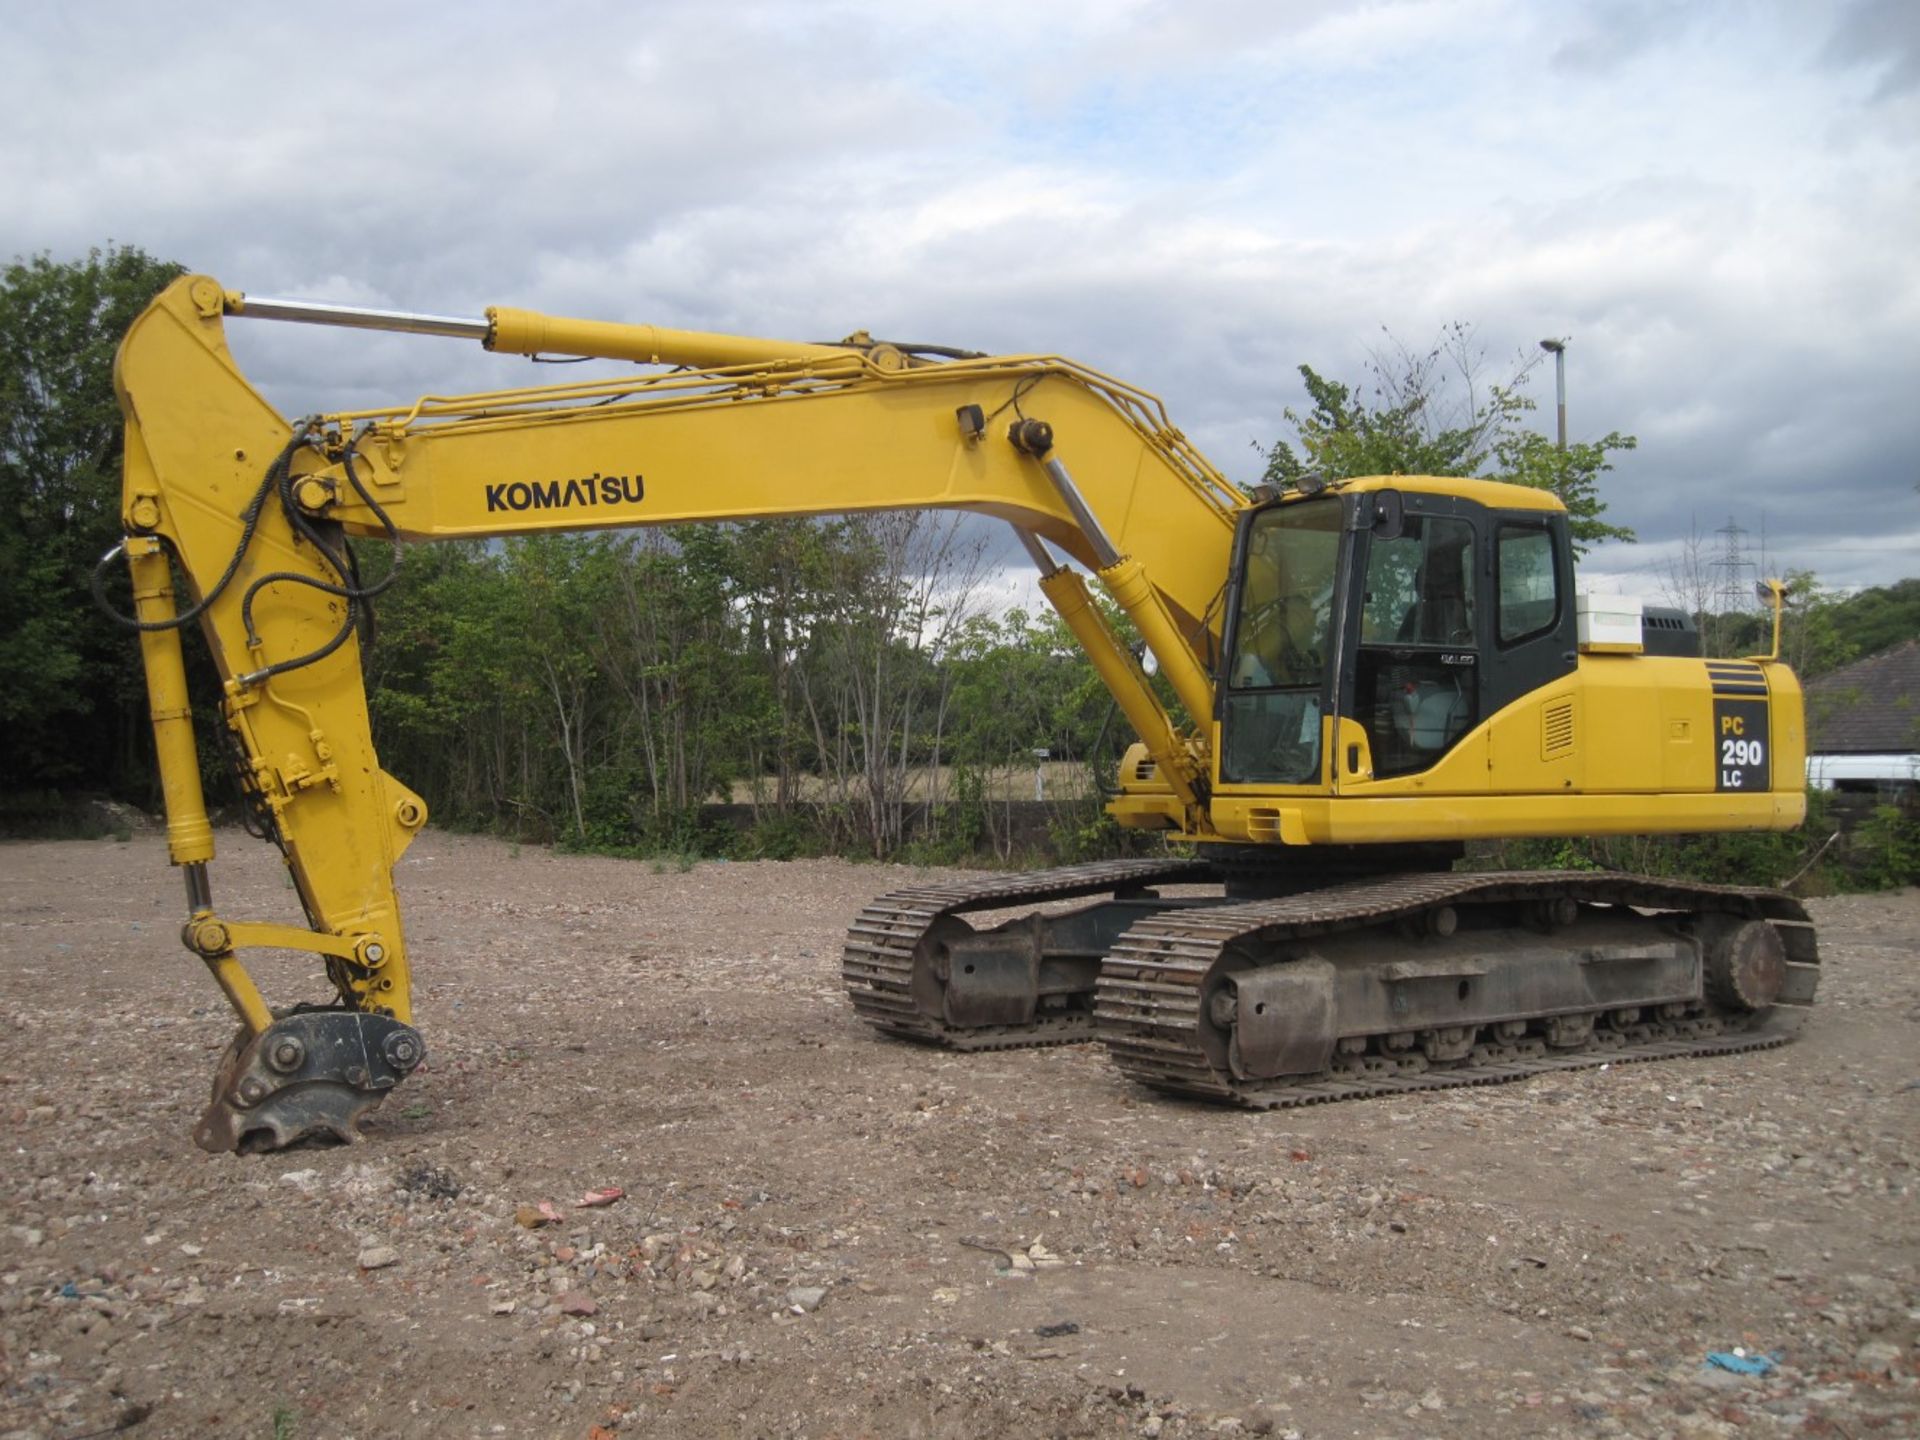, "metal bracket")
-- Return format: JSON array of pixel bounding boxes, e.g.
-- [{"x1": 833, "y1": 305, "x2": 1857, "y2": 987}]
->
[
  {"x1": 1225, "y1": 957, "x2": 1338, "y2": 1081},
  {"x1": 194, "y1": 1009, "x2": 424, "y2": 1153}
]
